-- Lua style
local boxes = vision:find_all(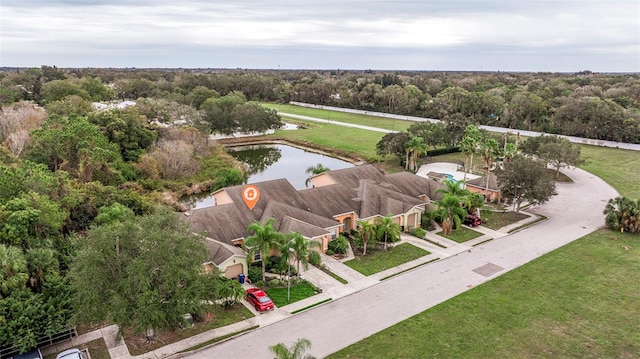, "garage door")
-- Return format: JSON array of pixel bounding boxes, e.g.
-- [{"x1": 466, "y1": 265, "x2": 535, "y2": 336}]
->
[{"x1": 225, "y1": 263, "x2": 243, "y2": 279}]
